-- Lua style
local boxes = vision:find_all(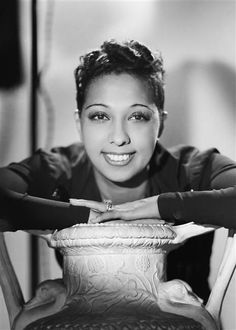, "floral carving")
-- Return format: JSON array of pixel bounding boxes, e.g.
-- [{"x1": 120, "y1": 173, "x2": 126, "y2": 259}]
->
[
  {"x1": 135, "y1": 254, "x2": 150, "y2": 272},
  {"x1": 87, "y1": 256, "x2": 105, "y2": 273}
]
